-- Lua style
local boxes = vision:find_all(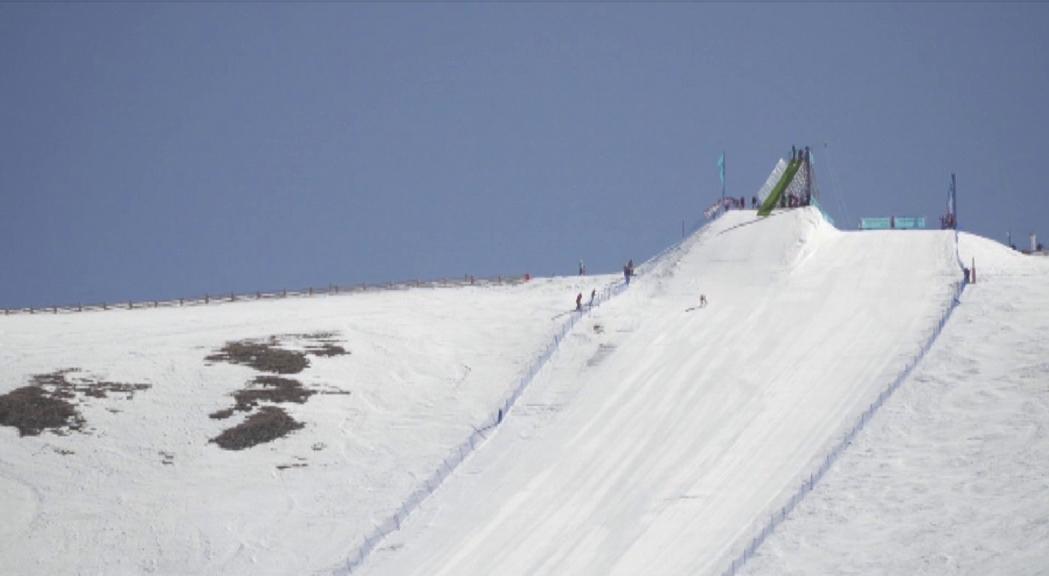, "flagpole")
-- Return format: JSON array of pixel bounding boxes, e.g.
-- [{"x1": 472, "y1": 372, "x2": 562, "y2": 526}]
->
[{"x1": 720, "y1": 151, "x2": 726, "y2": 201}]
